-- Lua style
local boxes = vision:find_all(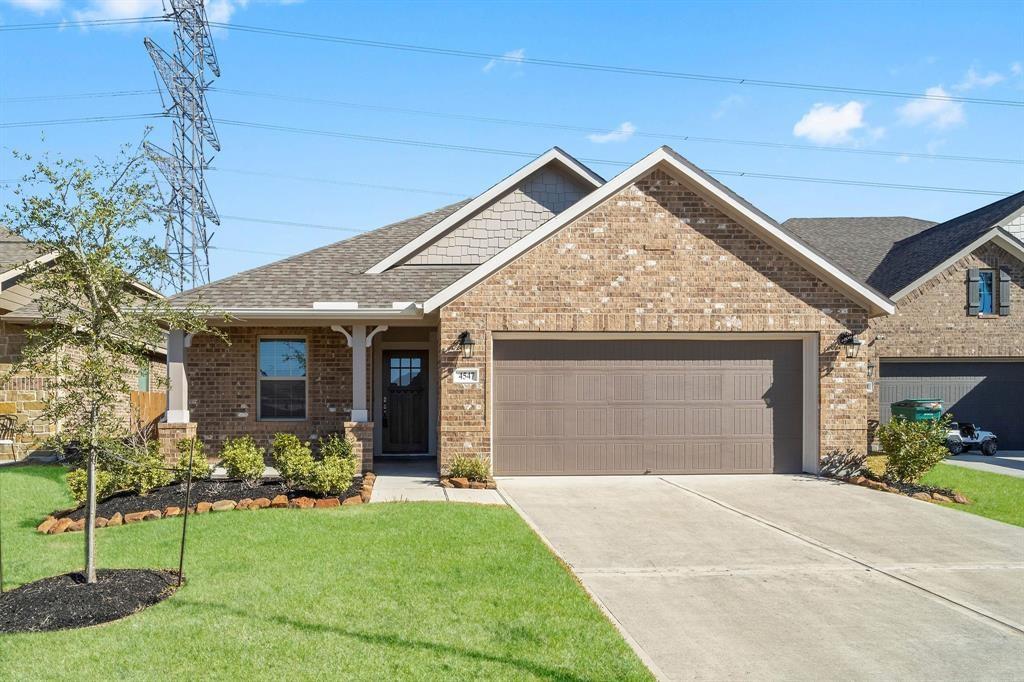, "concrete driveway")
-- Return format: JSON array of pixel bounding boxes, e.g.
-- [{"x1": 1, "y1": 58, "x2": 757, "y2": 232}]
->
[
  {"x1": 499, "y1": 475, "x2": 1024, "y2": 681},
  {"x1": 944, "y1": 452, "x2": 1024, "y2": 478}
]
